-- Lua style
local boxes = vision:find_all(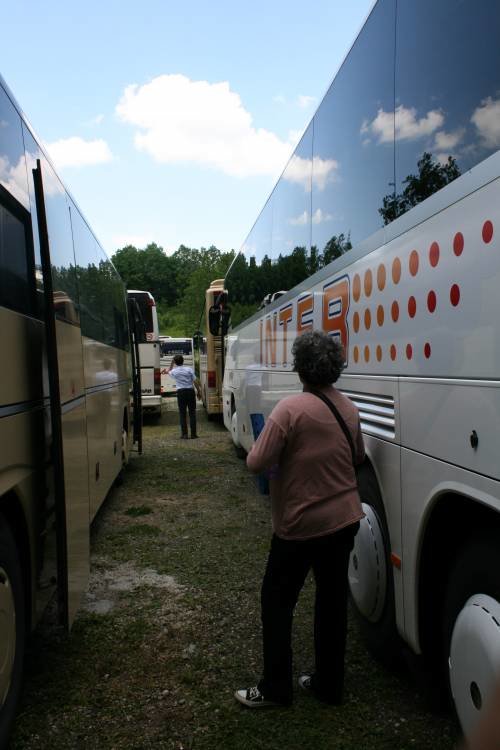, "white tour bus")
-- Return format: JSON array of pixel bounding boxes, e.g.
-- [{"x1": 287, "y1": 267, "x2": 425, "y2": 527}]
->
[
  {"x1": 222, "y1": 0, "x2": 500, "y2": 739},
  {"x1": 159, "y1": 337, "x2": 194, "y2": 395},
  {"x1": 0, "y1": 74, "x2": 140, "y2": 745},
  {"x1": 127, "y1": 290, "x2": 161, "y2": 415}
]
